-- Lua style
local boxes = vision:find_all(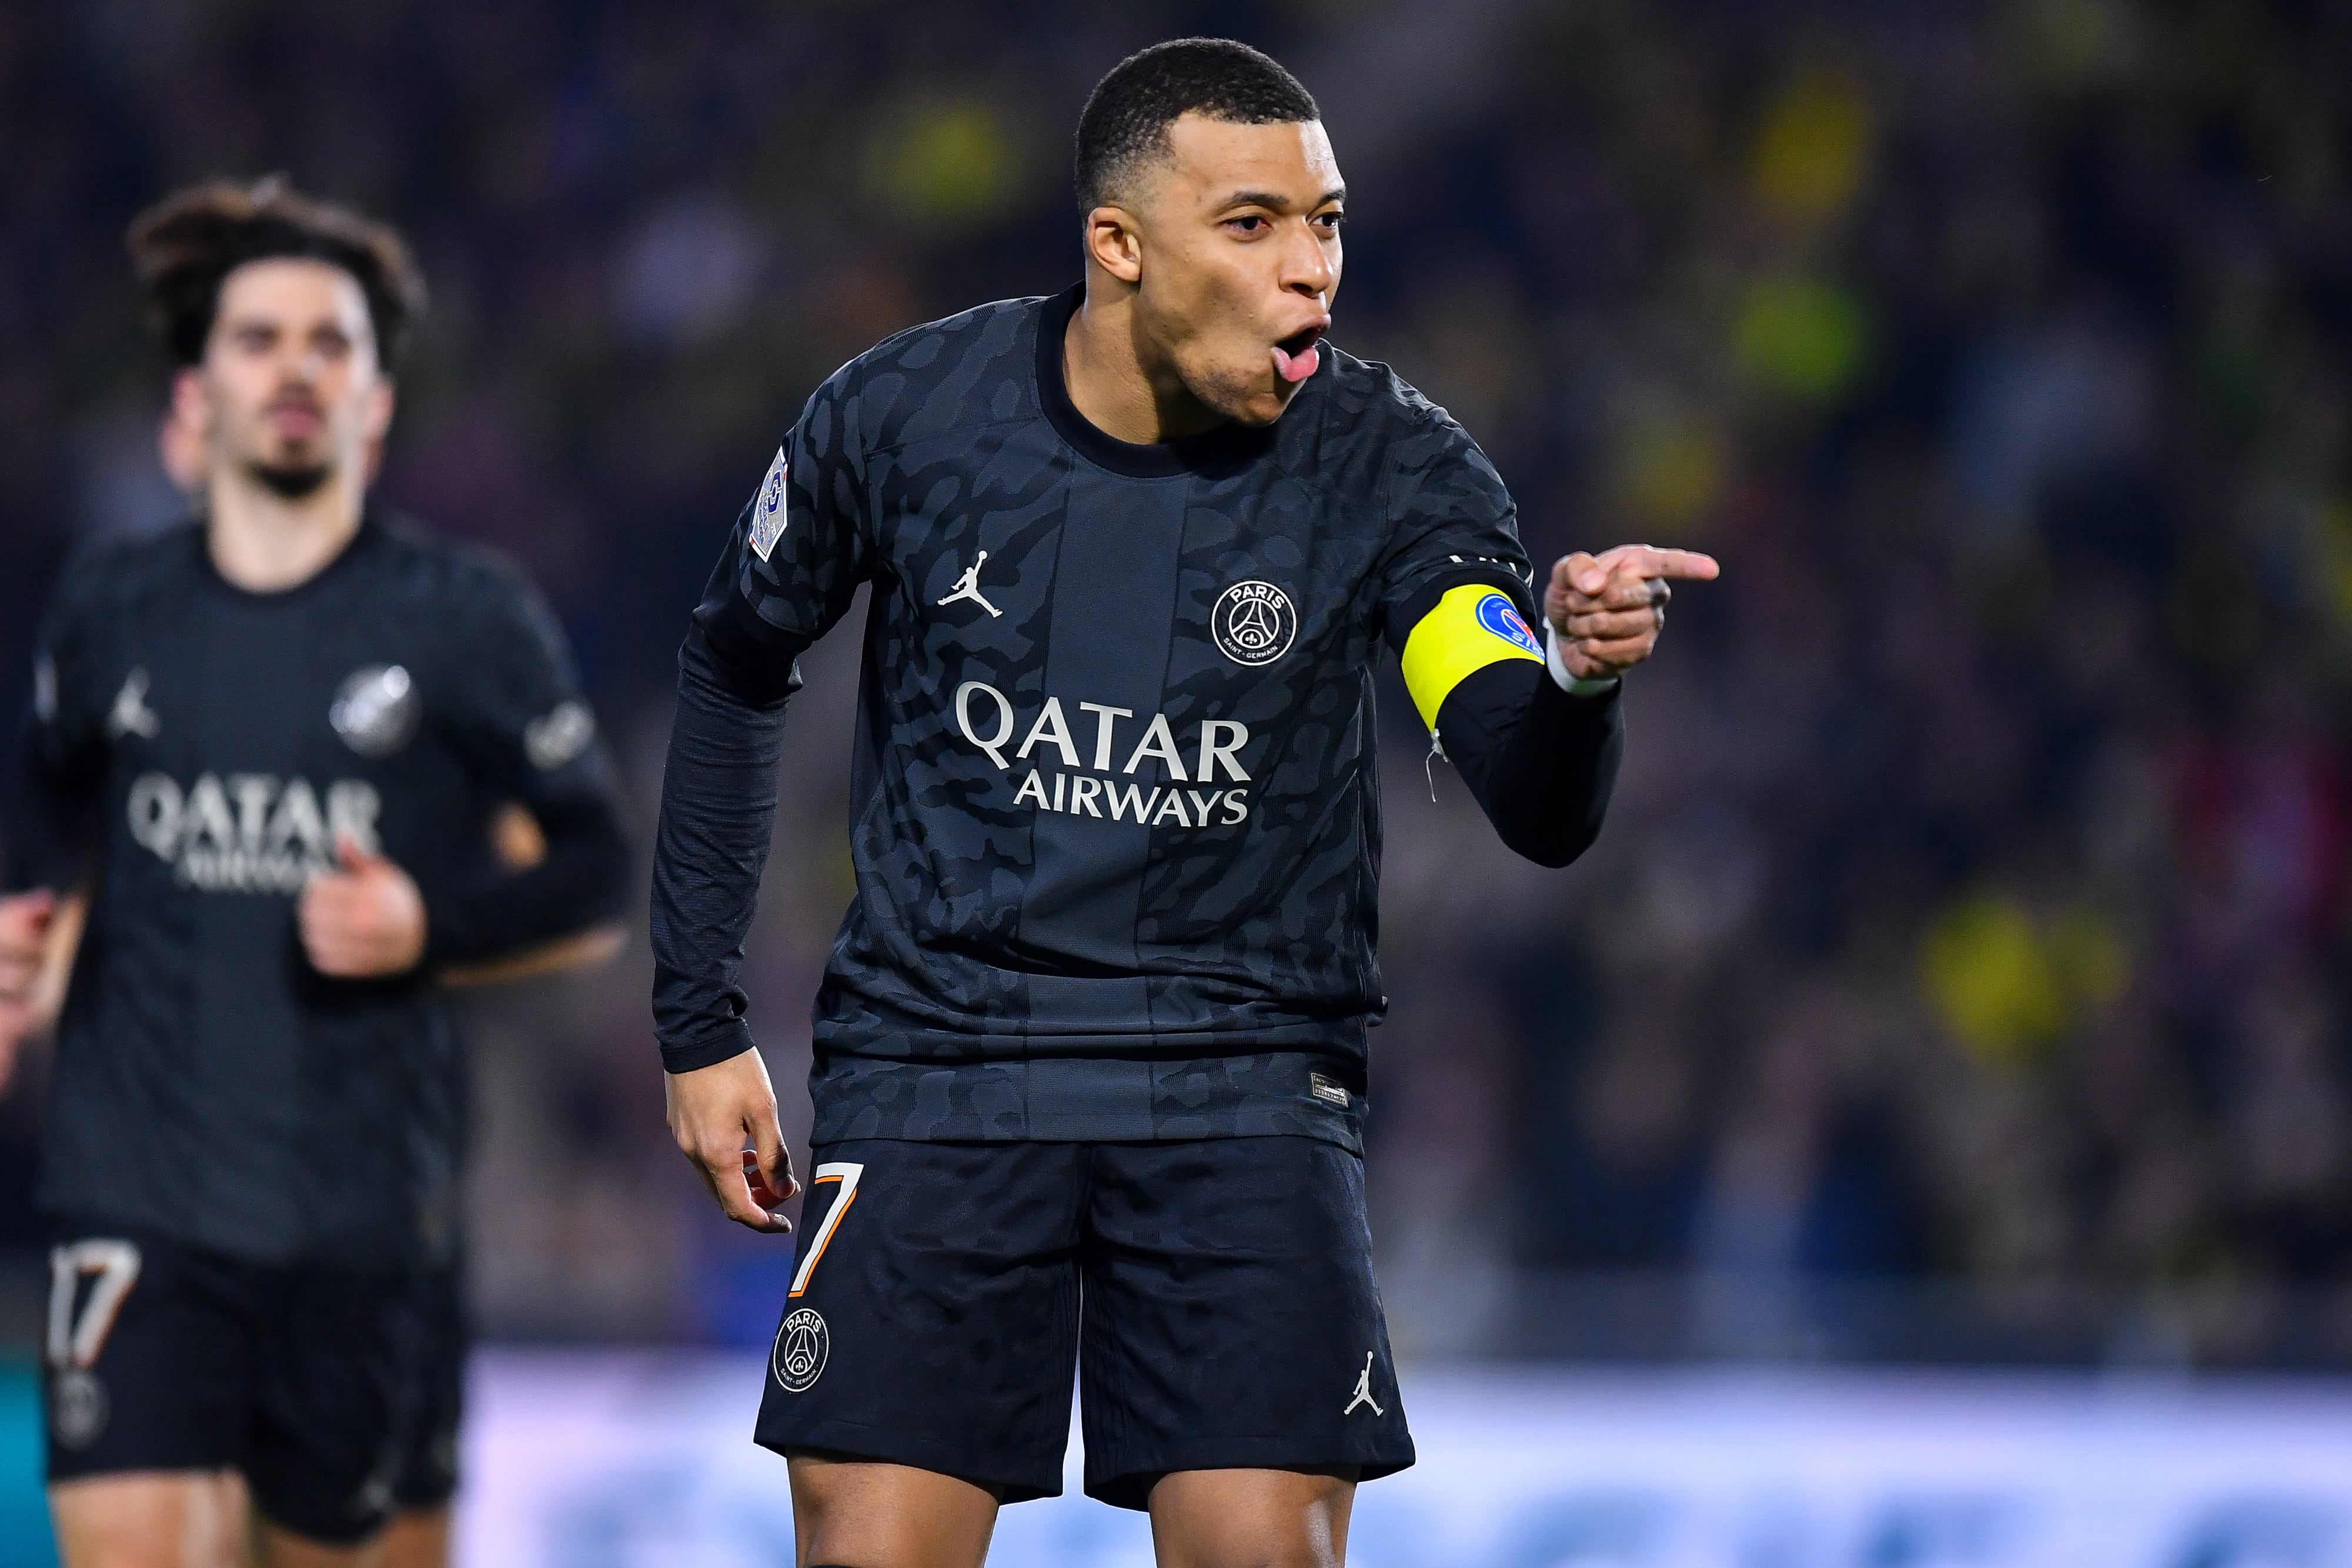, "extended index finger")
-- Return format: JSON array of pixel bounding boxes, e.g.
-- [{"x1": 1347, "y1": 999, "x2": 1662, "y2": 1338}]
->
[{"x1": 1603, "y1": 545, "x2": 1720, "y2": 583}]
